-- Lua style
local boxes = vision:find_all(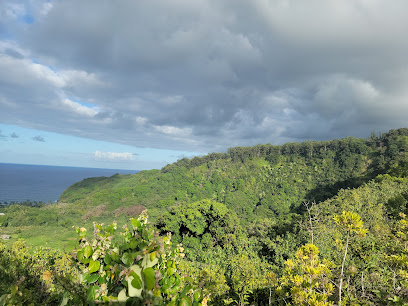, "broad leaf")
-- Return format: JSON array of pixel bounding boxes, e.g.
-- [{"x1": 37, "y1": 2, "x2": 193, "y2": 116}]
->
[
  {"x1": 87, "y1": 286, "x2": 96, "y2": 303},
  {"x1": 77, "y1": 250, "x2": 84, "y2": 261},
  {"x1": 89, "y1": 260, "x2": 100, "y2": 273},
  {"x1": 86, "y1": 273, "x2": 99, "y2": 284},
  {"x1": 129, "y1": 239, "x2": 138, "y2": 249},
  {"x1": 102, "y1": 254, "x2": 110, "y2": 265},
  {"x1": 131, "y1": 273, "x2": 143, "y2": 289},
  {"x1": 143, "y1": 267, "x2": 156, "y2": 291},
  {"x1": 128, "y1": 265, "x2": 143, "y2": 298},
  {"x1": 83, "y1": 245, "x2": 93, "y2": 259},
  {"x1": 132, "y1": 218, "x2": 142, "y2": 230},
  {"x1": 111, "y1": 252, "x2": 120, "y2": 262},
  {"x1": 121, "y1": 252, "x2": 133, "y2": 266}
]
